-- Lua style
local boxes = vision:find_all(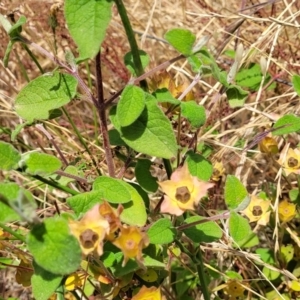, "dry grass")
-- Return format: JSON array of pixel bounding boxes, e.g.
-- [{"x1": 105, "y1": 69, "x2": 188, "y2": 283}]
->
[{"x1": 1, "y1": 0, "x2": 300, "y2": 298}]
